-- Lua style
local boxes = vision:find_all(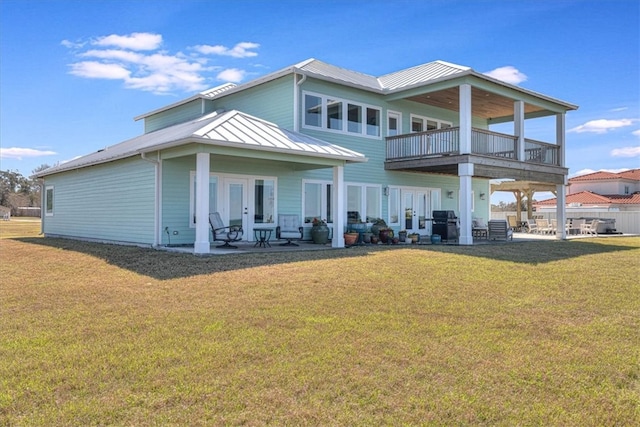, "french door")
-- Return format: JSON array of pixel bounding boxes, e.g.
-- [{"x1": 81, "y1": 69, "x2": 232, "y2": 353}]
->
[
  {"x1": 224, "y1": 178, "x2": 248, "y2": 235},
  {"x1": 402, "y1": 189, "x2": 433, "y2": 235}
]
